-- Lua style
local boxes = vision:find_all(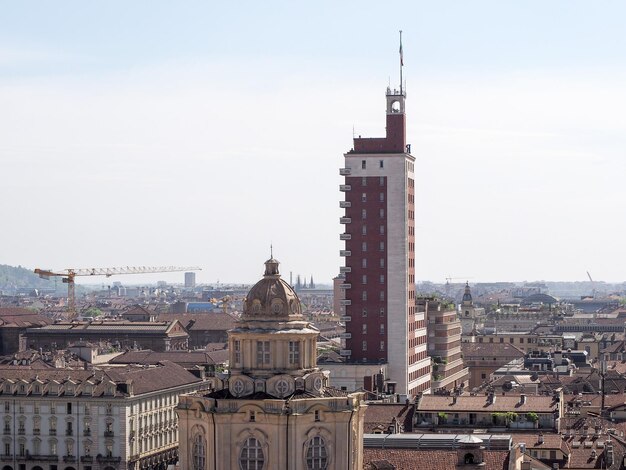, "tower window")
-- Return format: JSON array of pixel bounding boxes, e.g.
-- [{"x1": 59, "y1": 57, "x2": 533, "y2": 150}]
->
[
  {"x1": 362, "y1": 225, "x2": 367, "y2": 235},
  {"x1": 380, "y1": 291, "x2": 385, "y2": 301},
  {"x1": 380, "y1": 275, "x2": 385, "y2": 284},
  {"x1": 380, "y1": 258, "x2": 385, "y2": 268},
  {"x1": 362, "y1": 242, "x2": 367, "y2": 252},
  {"x1": 362, "y1": 258, "x2": 367, "y2": 268},
  {"x1": 193, "y1": 435, "x2": 206, "y2": 470},
  {"x1": 380, "y1": 192, "x2": 384, "y2": 202},
  {"x1": 361, "y1": 209, "x2": 367, "y2": 219},
  {"x1": 234, "y1": 340, "x2": 241, "y2": 364},
  {"x1": 361, "y1": 160, "x2": 366, "y2": 169},
  {"x1": 361, "y1": 193, "x2": 367, "y2": 202},
  {"x1": 256, "y1": 341, "x2": 270, "y2": 365},
  {"x1": 379, "y1": 160, "x2": 384, "y2": 169},
  {"x1": 362, "y1": 275, "x2": 367, "y2": 284},
  {"x1": 289, "y1": 341, "x2": 300, "y2": 365},
  {"x1": 361, "y1": 177, "x2": 367, "y2": 186},
  {"x1": 314, "y1": 410, "x2": 320, "y2": 422}
]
